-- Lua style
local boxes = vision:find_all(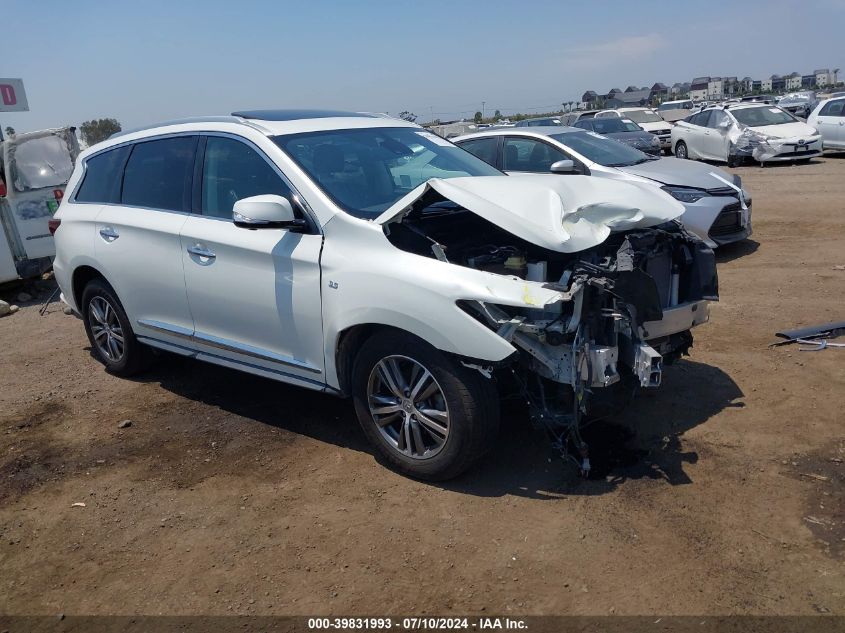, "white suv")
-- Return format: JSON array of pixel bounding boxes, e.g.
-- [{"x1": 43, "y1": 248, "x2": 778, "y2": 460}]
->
[{"x1": 53, "y1": 110, "x2": 718, "y2": 480}]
